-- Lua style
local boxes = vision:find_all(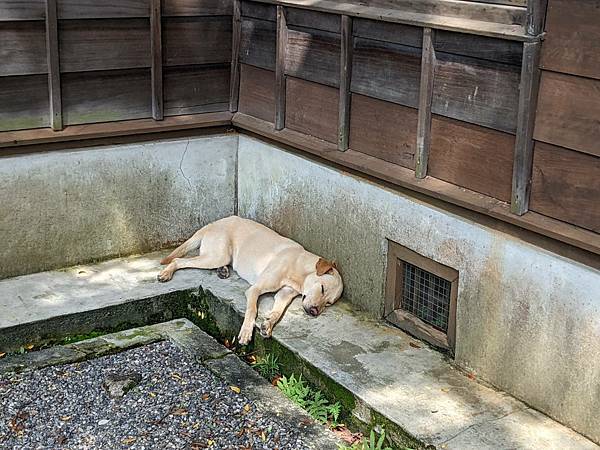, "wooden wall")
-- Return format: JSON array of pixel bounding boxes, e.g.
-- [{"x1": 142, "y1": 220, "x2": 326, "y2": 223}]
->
[
  {"x1": 0, "y1": 0, "x2": 232, "y2": 132},
  {"x1": 531, "y1": 0, "x2": 600, "y2": 233},
  {"x1": 236, "y1": 3, "x2": 523, "y2": 202}
]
